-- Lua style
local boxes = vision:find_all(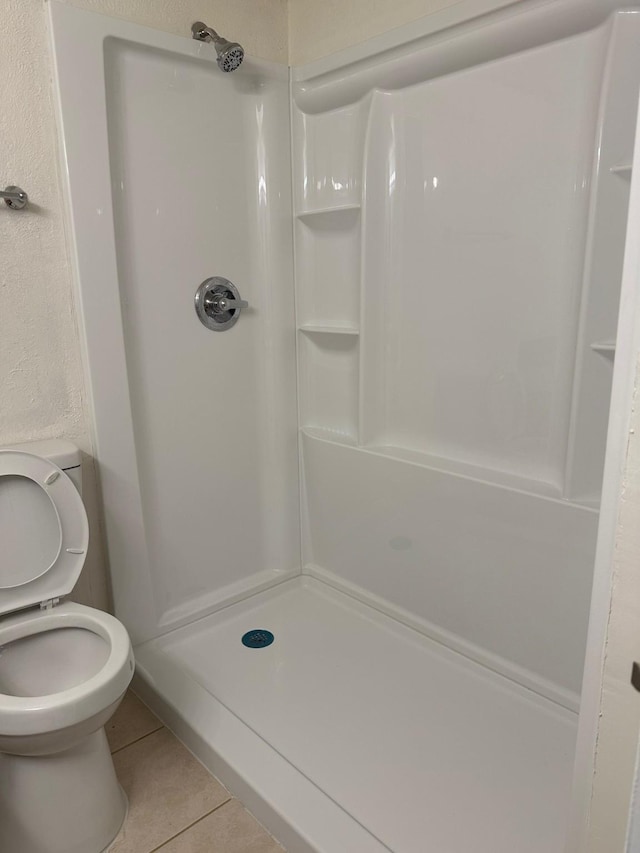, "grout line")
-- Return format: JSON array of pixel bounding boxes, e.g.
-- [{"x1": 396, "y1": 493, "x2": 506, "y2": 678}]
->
[
  {"x1": 147, "y1": 797, "x2": 234, "y2": 853},
  {"x1": 110, "y1": 723, "x2": 164, "y2": 755}
]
